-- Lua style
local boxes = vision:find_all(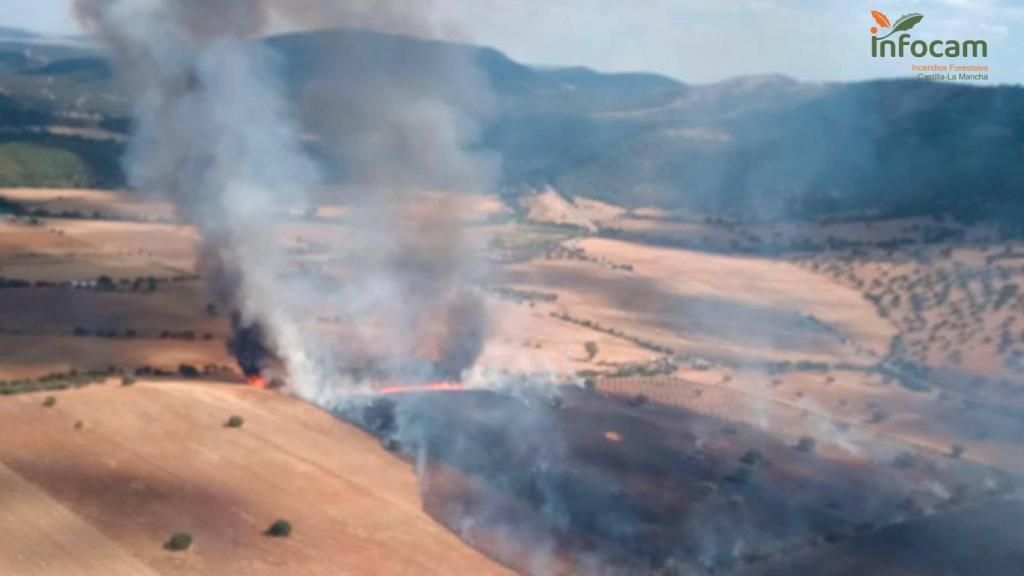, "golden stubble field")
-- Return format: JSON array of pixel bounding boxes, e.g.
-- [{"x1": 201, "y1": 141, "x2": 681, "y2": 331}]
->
[{"x1": 0, "y1": 380, "x2": 511, "y2": 575}]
